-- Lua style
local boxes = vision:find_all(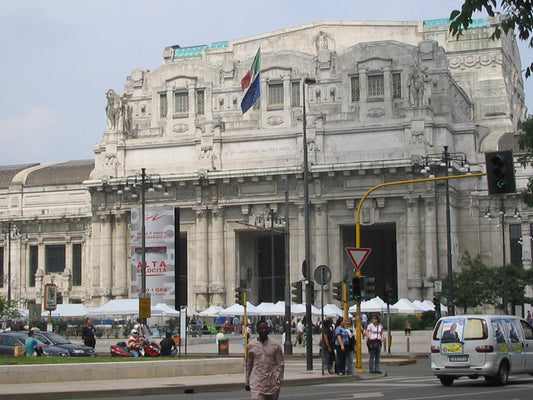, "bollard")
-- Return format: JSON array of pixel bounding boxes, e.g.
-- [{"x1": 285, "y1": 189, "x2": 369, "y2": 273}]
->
[
  {"x1": 406, "y1": 337, "x2": 410, "y2": 353},
  {"x1": 218, "y1": 338, "x2": 229, "y2": 355}
]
